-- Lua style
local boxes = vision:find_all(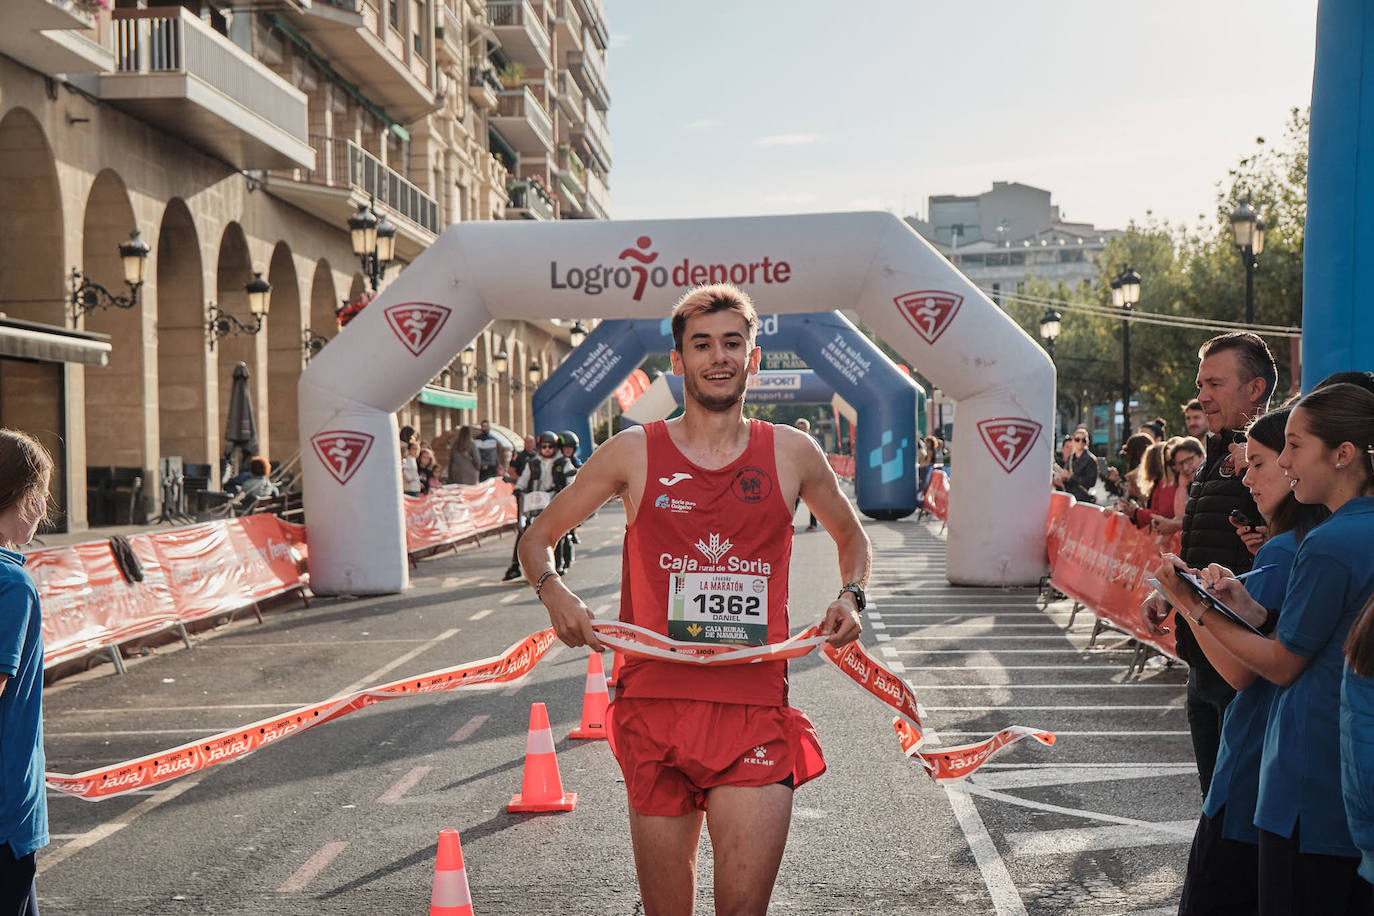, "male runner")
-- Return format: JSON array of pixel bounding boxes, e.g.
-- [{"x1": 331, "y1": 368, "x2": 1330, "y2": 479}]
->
[{"x1": 519, "y1": 284, "x2": 870, "y2": 915}]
